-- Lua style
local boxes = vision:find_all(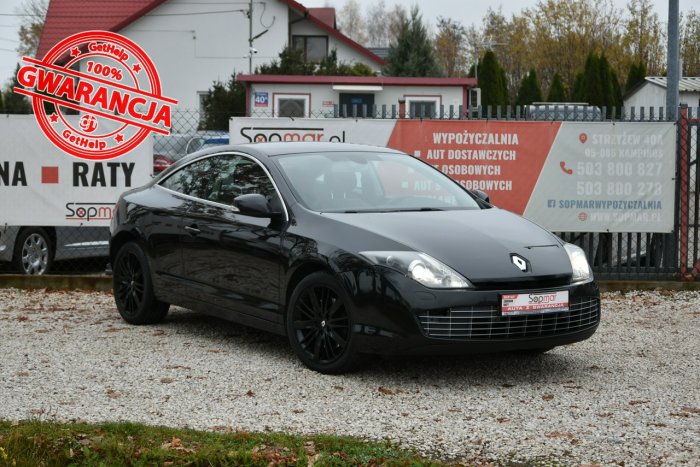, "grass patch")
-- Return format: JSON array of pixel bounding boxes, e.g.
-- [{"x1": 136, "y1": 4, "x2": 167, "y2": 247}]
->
[{"x1": 0, "y1": 420, "x2": 442, "y2": 466}]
